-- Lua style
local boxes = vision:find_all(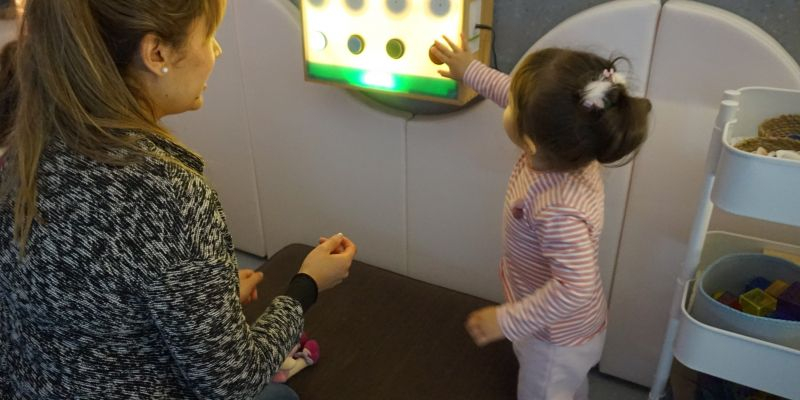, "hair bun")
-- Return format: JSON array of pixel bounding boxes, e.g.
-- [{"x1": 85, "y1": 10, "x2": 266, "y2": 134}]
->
[{"x1": 581, "y1": 68, "x2": 627, "y2": 110}]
